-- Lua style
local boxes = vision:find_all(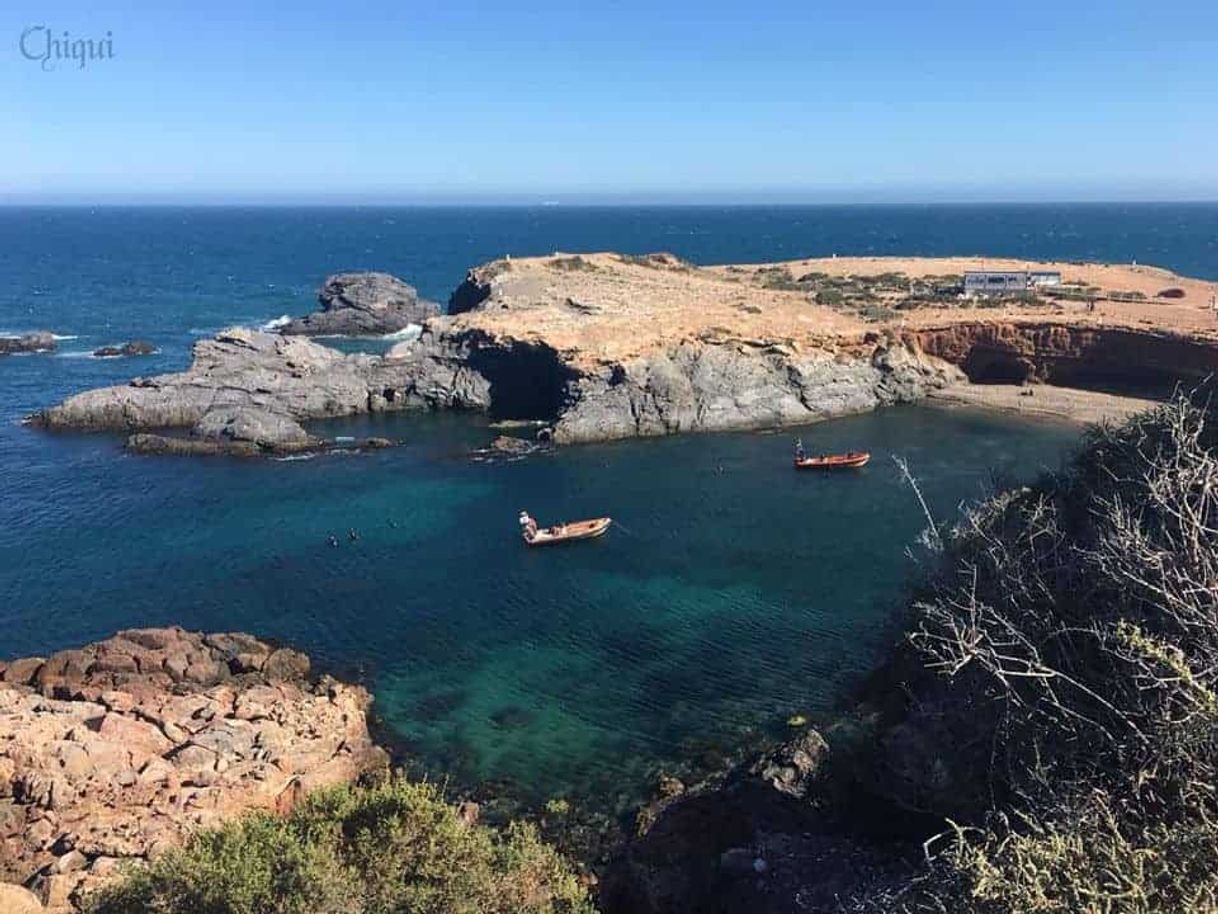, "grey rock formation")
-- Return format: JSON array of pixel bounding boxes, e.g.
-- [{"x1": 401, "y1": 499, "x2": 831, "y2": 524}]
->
[
  {"x1": 549, "y1": 338, "x2": 963, "y2": 444},
  {"x1": 37, "y1": 328, "x2": 456, "y2": 429},
  {"x1": 447, "y1": 262, "x2": 505, "y2": 314},
  {"x1": 34, "y1": 324, "x2": 962, "y2": 457},
  {"x1": 124, "y1": 408, "x2": 320, "y2": 457},
  {"x1": 749, "y1": 728, "x2": 829, "y2": 799},
  {"x1": 38, "y1": 328, "x2": 371, "y2": 430},
  {"x1": 0, "y1": 332, "x2": 57, "y2": 356},
  {"x1": 32, "y1": 327, "x2": 488, "y2": 456},
  {"x1": 280, "y1": 272, "x2": 439, "y2": 336},
  {"x1": 194, "y1": 406, "x2": 314, "y2": 448},
  {"x1": 92, "y1": 340, "x2": 156, "y2": 358}
]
